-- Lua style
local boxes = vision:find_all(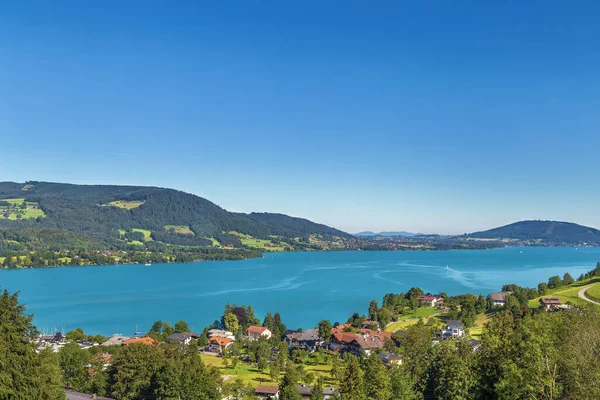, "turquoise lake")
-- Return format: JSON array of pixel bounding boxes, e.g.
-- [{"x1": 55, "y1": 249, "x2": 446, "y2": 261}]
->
[{"x1": 1, "y1": 247, "x2": 599, "y2": 336}]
